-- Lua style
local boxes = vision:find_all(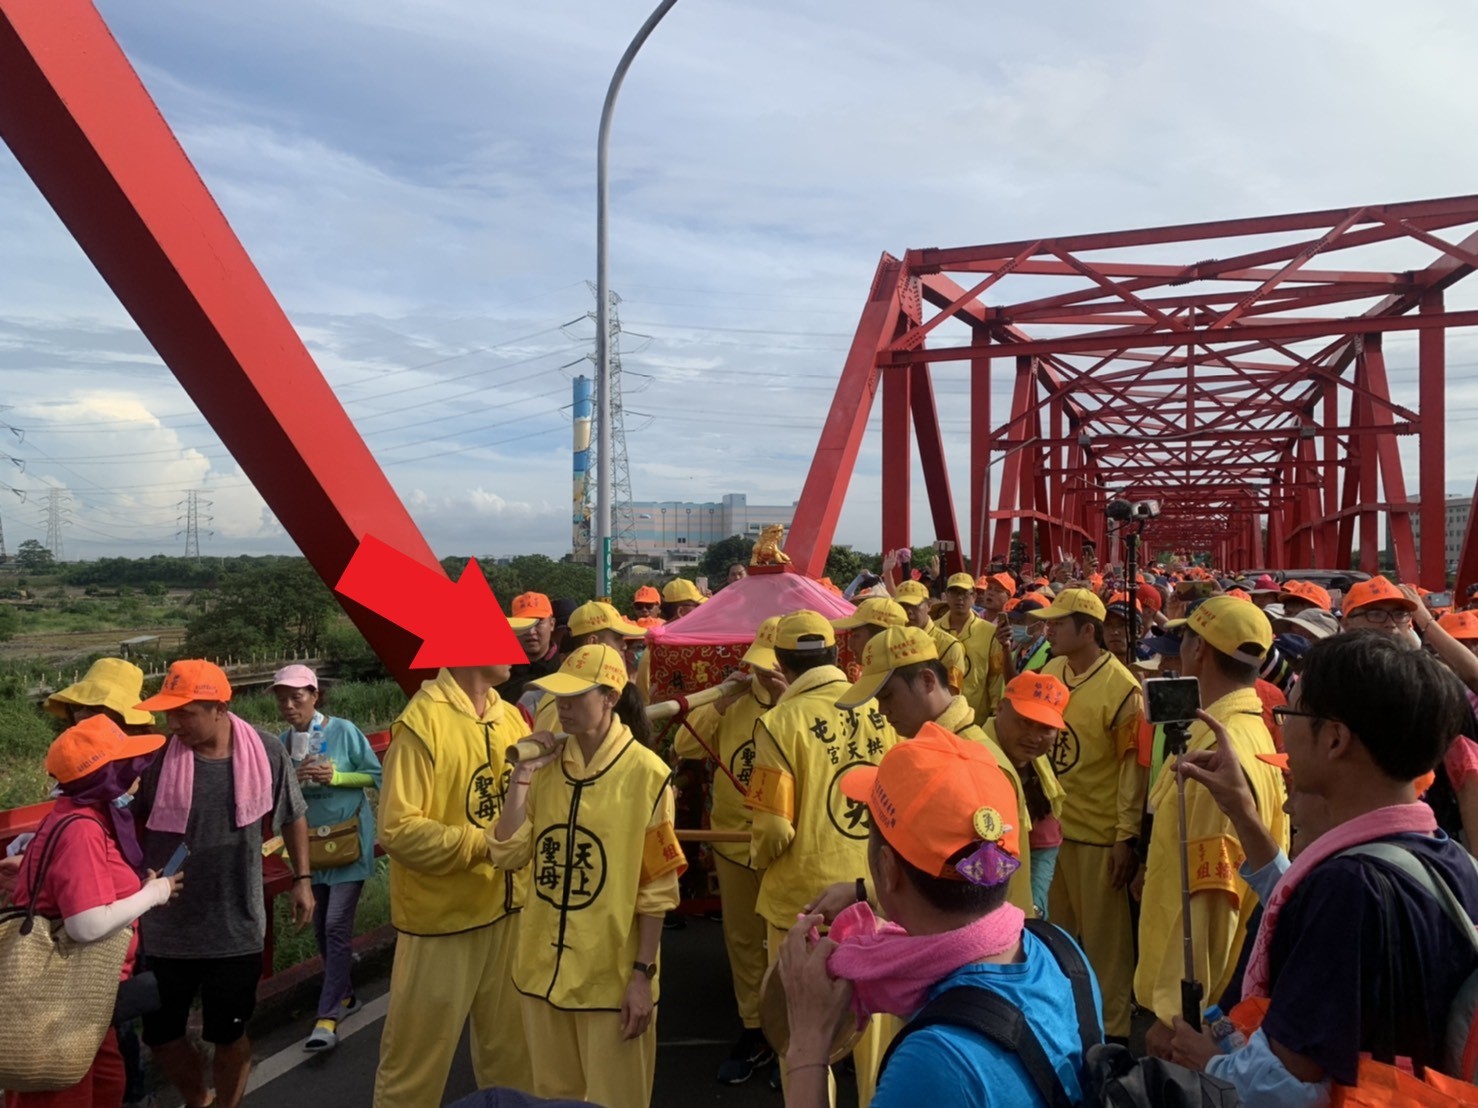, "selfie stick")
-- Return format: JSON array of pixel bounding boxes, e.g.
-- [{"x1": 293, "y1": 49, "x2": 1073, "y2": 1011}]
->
[{"x1": 1165, "y1": 719, "x2": 1203, "y2": 1028}]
